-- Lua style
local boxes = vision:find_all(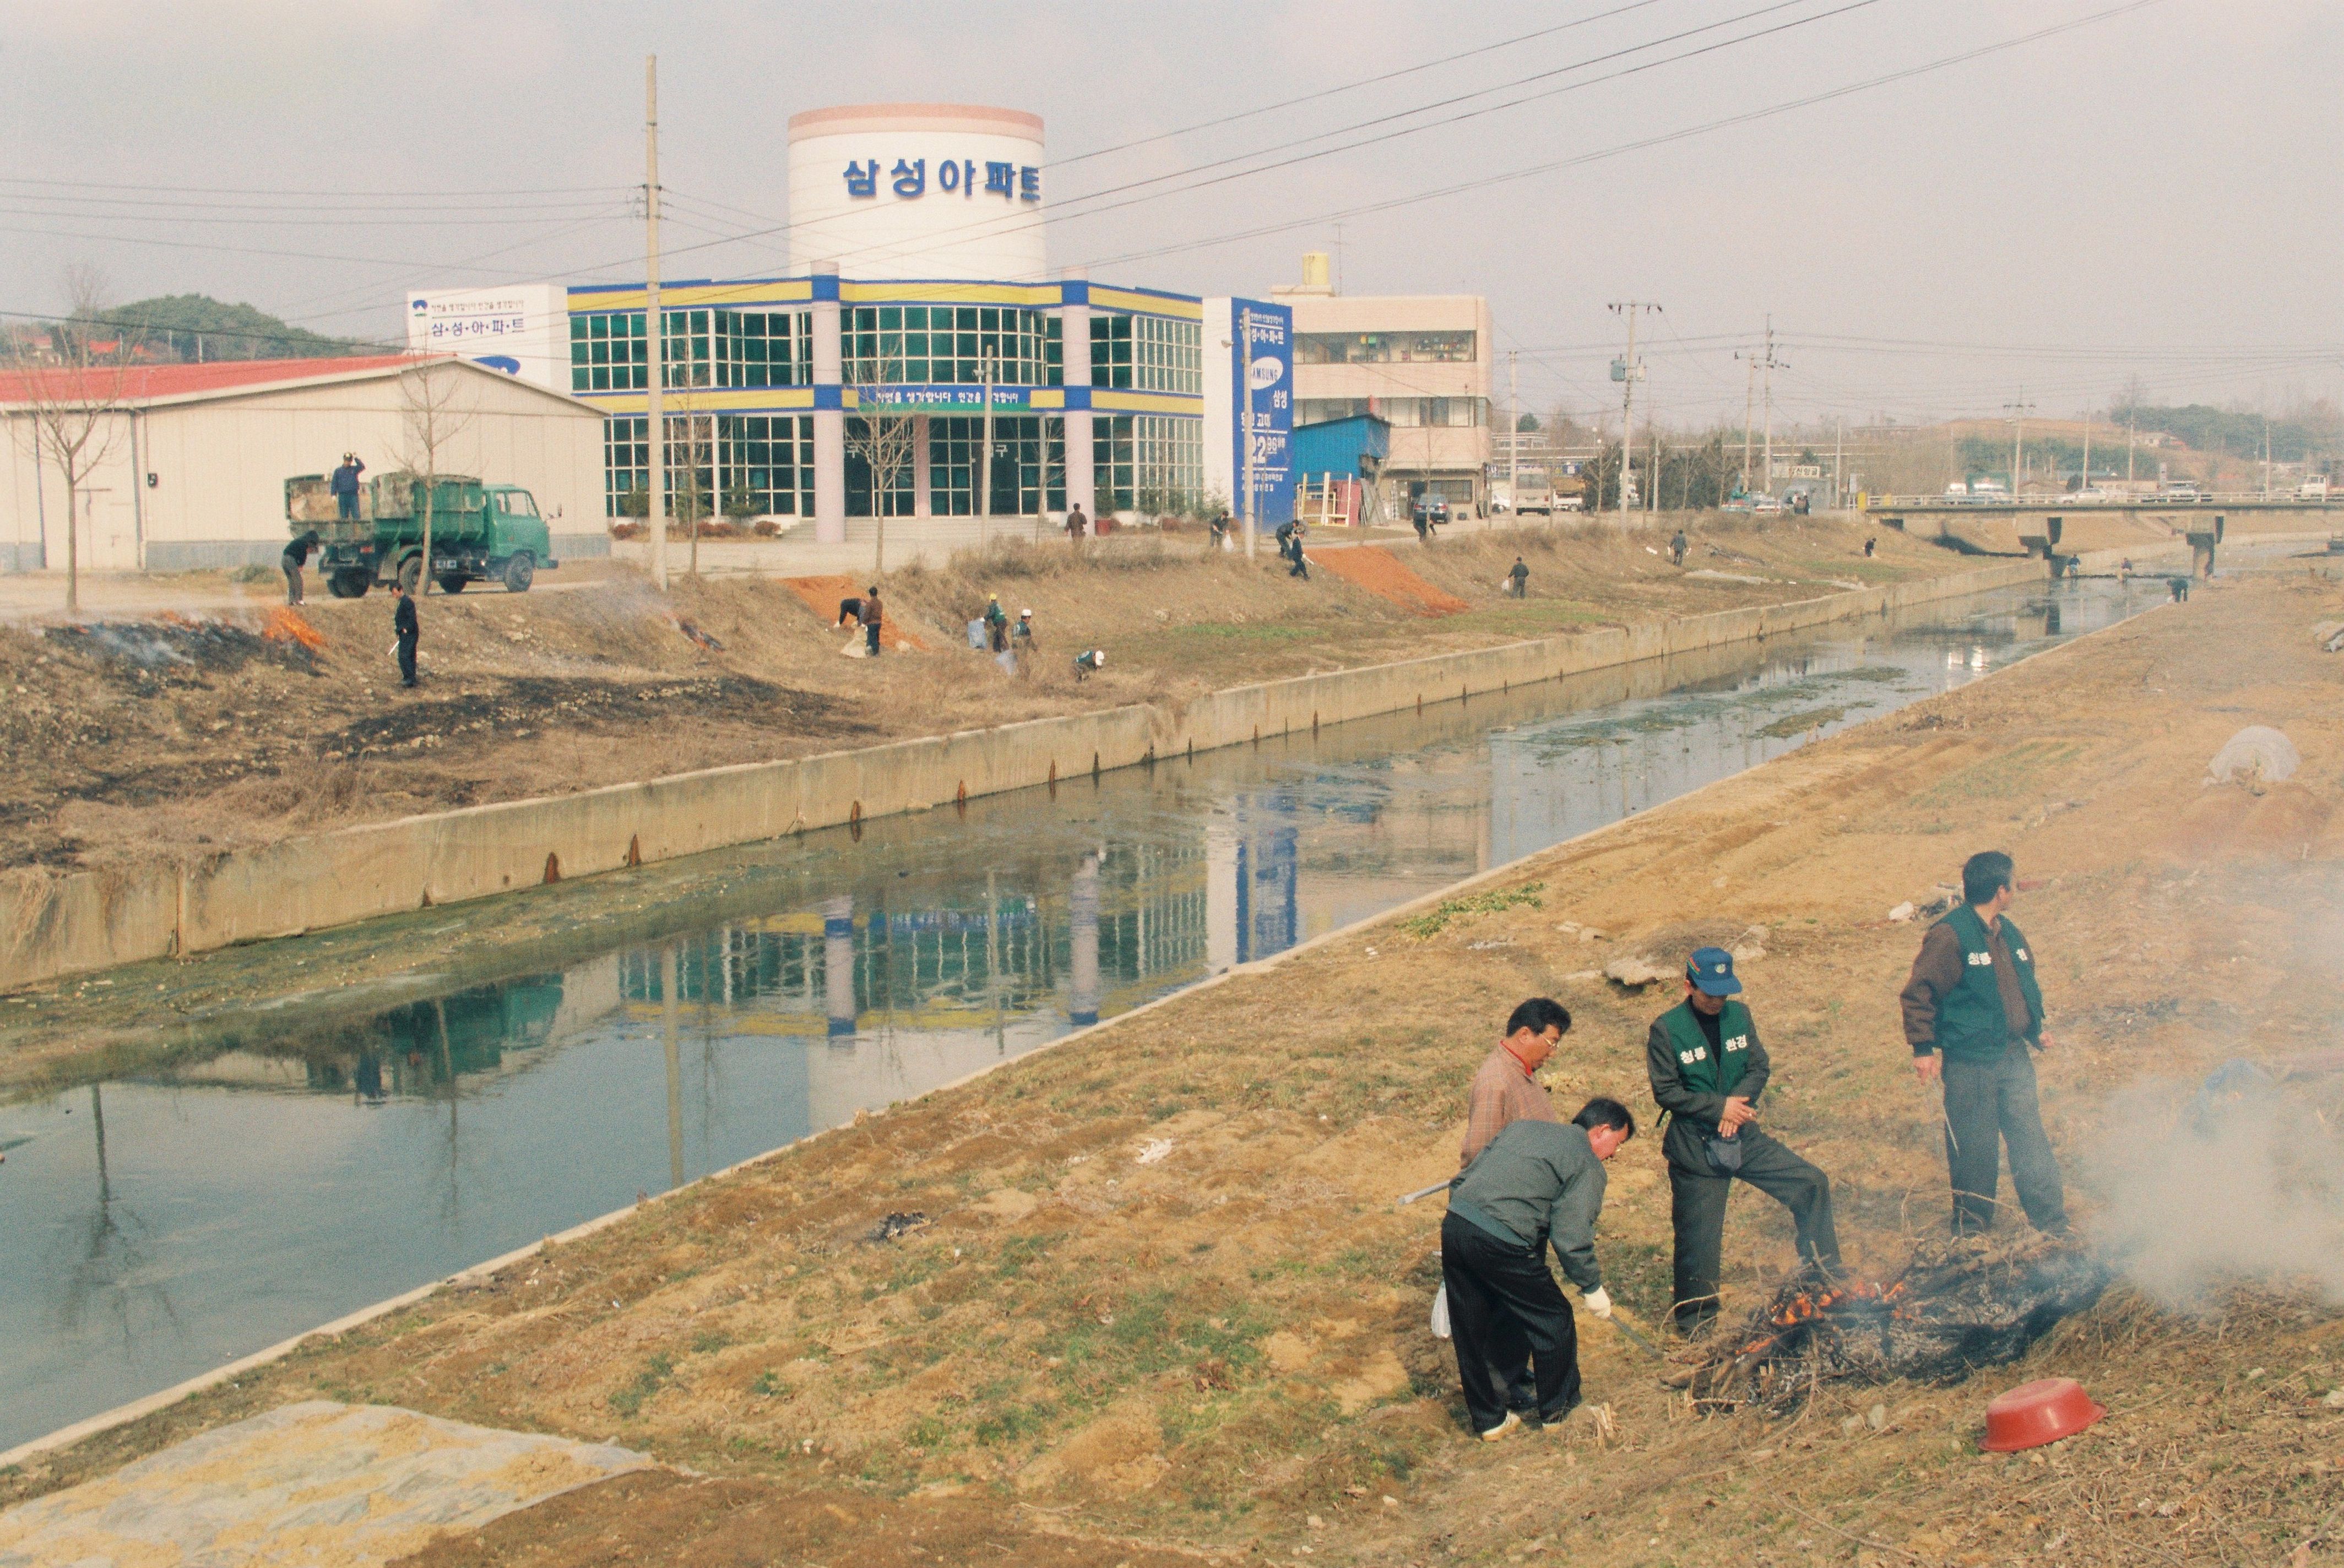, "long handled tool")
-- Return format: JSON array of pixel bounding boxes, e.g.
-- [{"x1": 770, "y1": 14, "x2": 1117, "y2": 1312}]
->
[
  {"x1": 1397, "y1": 1180, "x2": 1450, "y2": 1206},
  {"x1": 1604, "y1": 1308, "x2": 1665, "y2": 1359}
]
